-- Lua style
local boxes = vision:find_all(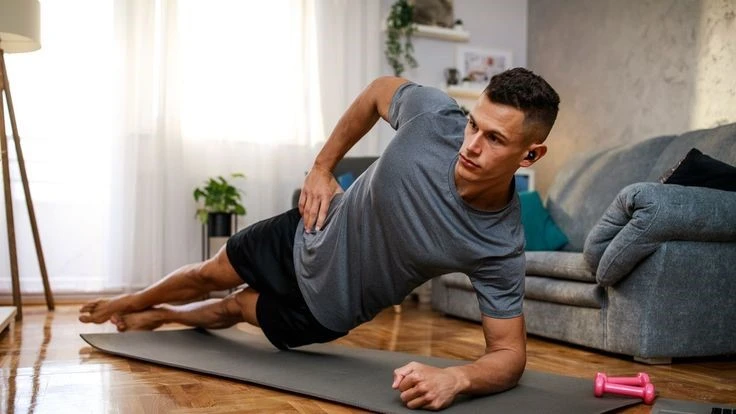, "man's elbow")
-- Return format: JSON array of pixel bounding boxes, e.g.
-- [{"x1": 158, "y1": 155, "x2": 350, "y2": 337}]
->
[
  {"x1": 366, "y1": 76, "x2": 409, "y2": 120},
  {"x1": 509, "y1": 350, "x2": 527, "y2": 387},
  {"x1": 498, "y1": 348, "x2": 527, "y2": 391}
]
